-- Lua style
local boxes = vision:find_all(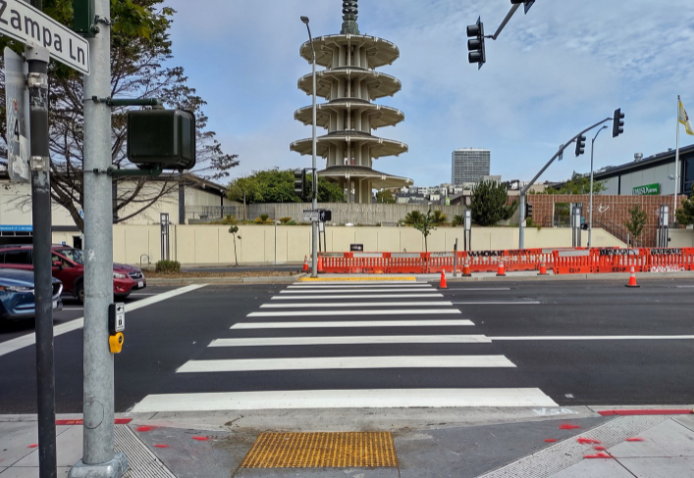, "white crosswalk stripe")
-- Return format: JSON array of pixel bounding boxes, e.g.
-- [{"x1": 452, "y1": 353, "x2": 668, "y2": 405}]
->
[{"x1": 132, "y1": 281, "x2": 557, "y2": 411}]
